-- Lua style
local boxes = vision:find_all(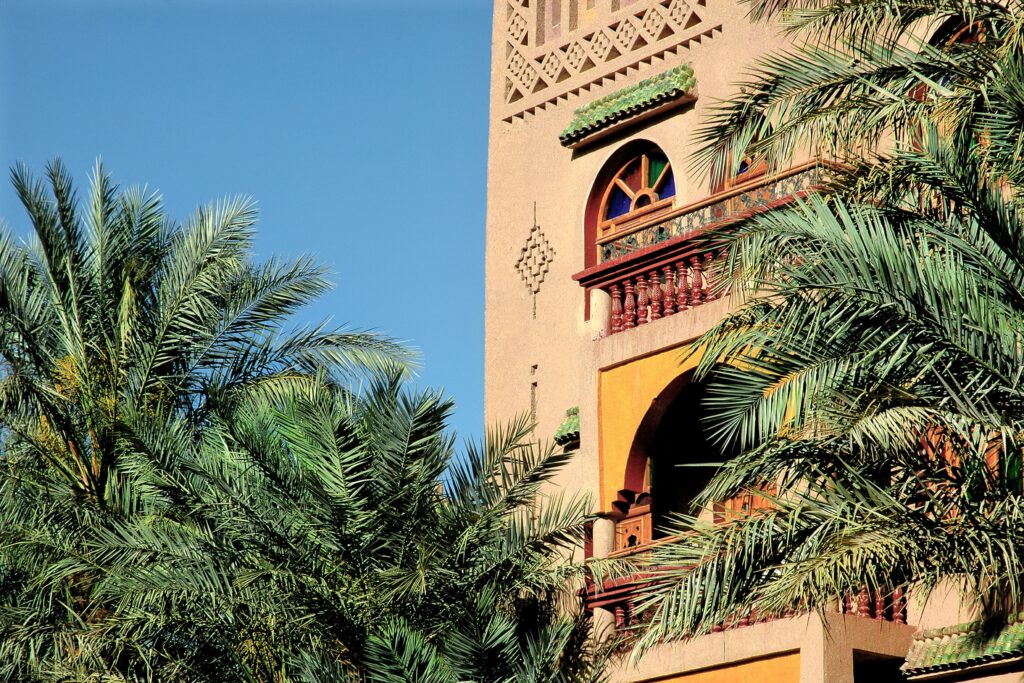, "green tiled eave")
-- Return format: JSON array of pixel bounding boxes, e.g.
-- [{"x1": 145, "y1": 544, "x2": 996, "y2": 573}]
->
[
  {"x1": 554, "y1": 407, "x2": 580, "y2": 446},
  {"x1": 902, "y1": 613, "x2": 1024, "y2": 679},
  {"x1": 559, "y1": 64, "x2": 696, "y2": 147}
]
